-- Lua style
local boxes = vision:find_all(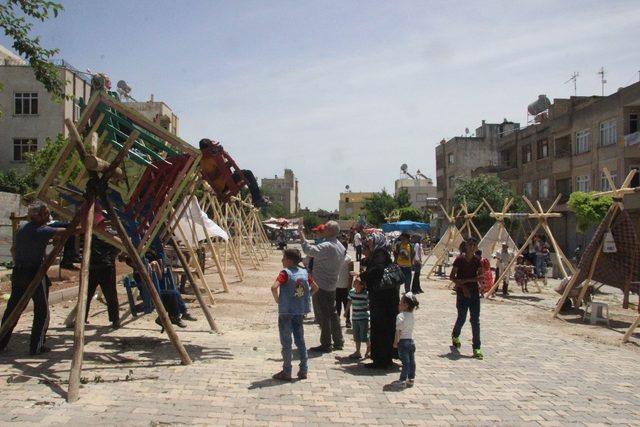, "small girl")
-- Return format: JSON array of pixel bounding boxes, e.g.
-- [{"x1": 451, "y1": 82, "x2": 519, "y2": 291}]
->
[
  {"x1": 393, "y1": 292, "x2": 419, "y2": 388},
  {"x1": 514, "y1": 256, "x2": 535, "y2": 293},
  {"x1": 271, "y1": 249, "x2": 318, "y2": 381},
  {"x1": 475, "y1": 250, "x2": 494, "y2": 297}
]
